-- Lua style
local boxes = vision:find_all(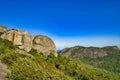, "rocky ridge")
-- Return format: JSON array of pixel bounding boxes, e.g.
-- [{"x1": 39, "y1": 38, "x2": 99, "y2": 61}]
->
[
  {"x1": 59, "y1": 46, "x2": 119, "y2": 59},
  {"x1": 0, "y1": 26, "x2": 57, "y2": 56}
]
